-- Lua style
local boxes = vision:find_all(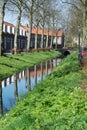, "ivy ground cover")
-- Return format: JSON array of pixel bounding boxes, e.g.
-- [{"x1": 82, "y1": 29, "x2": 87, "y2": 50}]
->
[{"x1": 0, "y1": 51, "x2": 87, "y2": 130}]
